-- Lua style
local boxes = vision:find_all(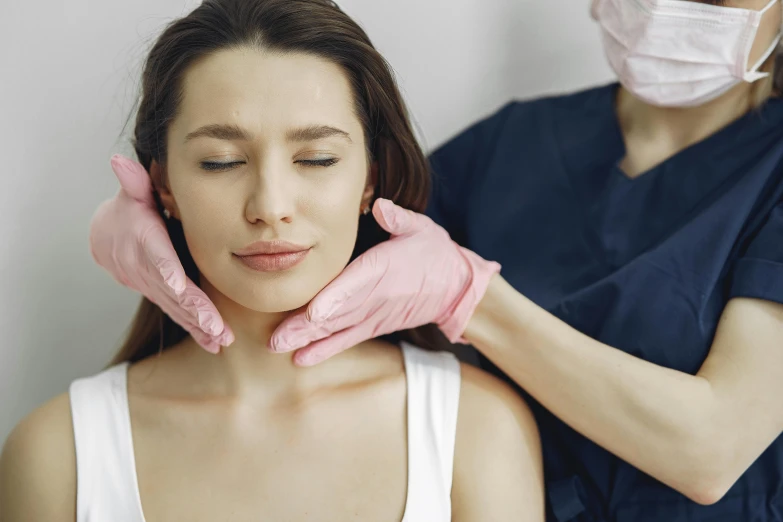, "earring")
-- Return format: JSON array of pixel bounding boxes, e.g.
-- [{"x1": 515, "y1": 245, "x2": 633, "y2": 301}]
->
[
  {"x1": 163, "y1": 208, "x2": 171, "y2": 219},
  {"x1": 362, "y1": 205, "x2": 370, "y2": 216}
]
